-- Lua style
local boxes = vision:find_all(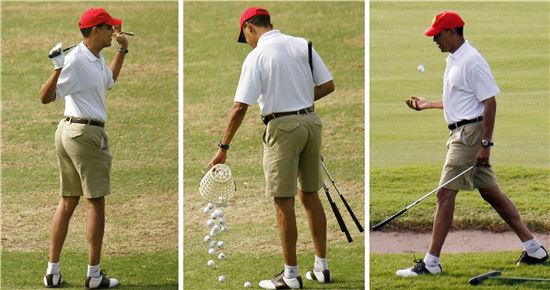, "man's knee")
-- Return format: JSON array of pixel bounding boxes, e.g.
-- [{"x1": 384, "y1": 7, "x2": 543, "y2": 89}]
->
[
  {"x1": 59, "y1": 196, "x2": 80, "y2": 211},
  {"x1": 436, "y1": 188, "x2": 458, "y2": 205},
  {"x1": 85, "y1": 197, "x2": 105, "y2": 211}
]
